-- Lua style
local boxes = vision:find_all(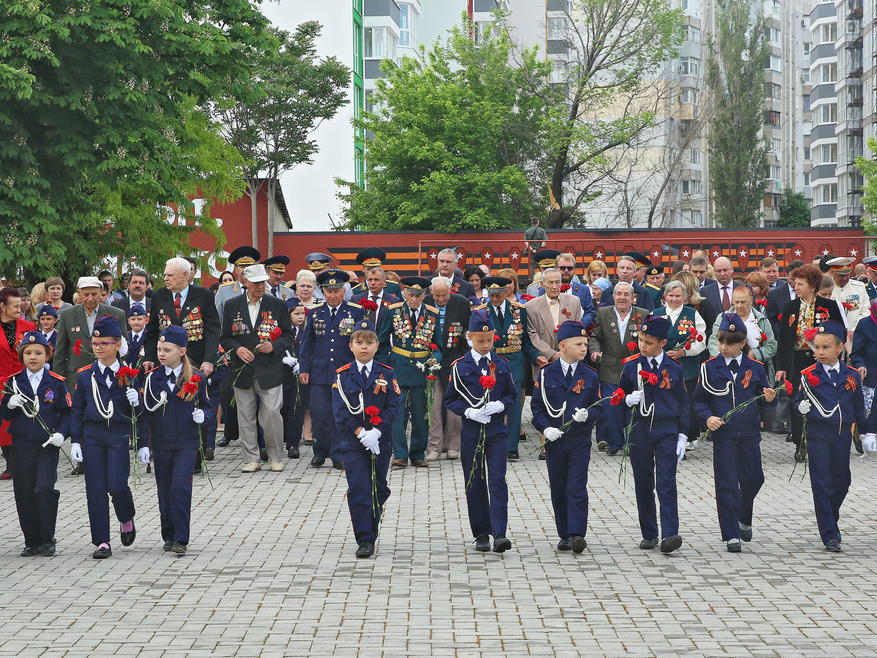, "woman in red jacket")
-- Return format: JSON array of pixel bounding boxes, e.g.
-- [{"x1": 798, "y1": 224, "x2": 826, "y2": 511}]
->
[{"x1": 0, "y1": 287, "x2": 37, "y2": 479}]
